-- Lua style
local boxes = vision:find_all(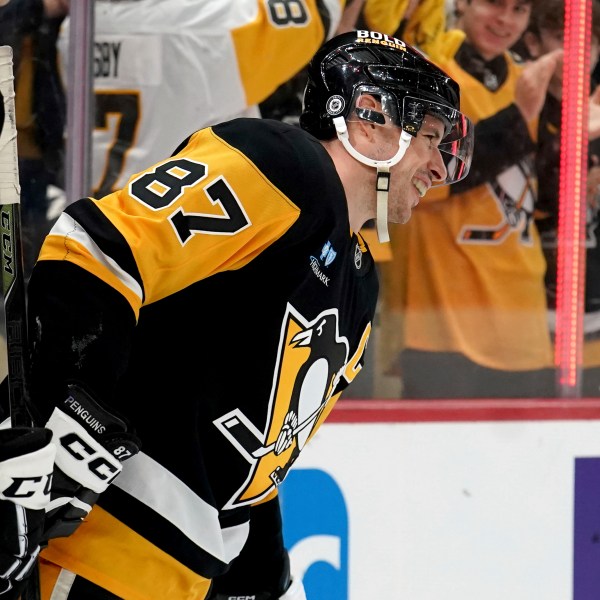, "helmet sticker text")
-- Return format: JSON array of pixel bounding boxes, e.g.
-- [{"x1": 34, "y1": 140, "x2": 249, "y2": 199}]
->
[{"x1": 356, "y1": 30, "x2": 407, "y2": 51}]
